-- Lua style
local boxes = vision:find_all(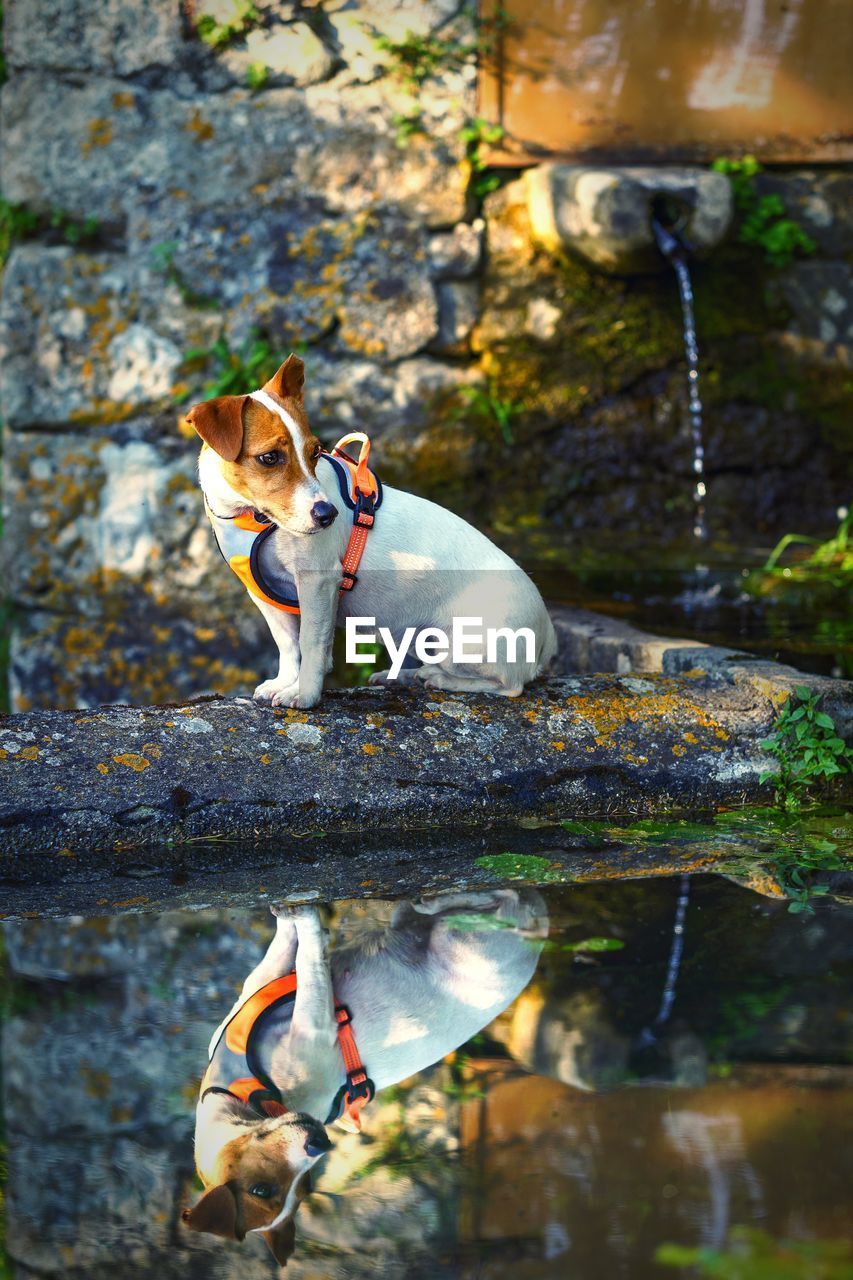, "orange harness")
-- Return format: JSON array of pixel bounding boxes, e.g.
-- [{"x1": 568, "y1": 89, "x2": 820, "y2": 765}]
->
[
  {"x1": 204, "y1": 433, "x2": 382, "y2": 616},
  {"x1": 201, "y1": 972, "x2": 375, "y2": 1132}
]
